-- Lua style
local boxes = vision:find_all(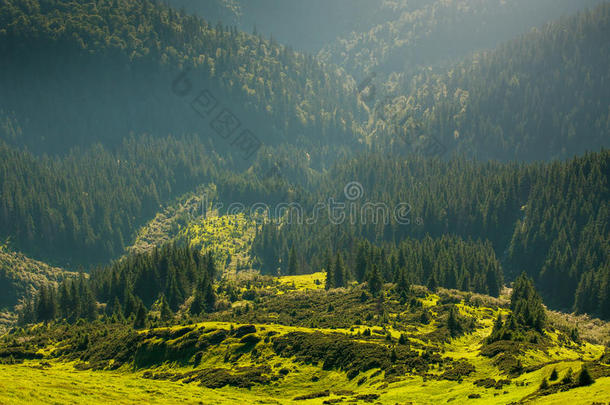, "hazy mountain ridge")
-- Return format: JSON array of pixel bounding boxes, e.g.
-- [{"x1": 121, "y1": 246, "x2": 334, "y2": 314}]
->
[
  {"x1": 0, "y1": 0, "x2": 365, "y2": 157},
  {"x1": 369, "y1": 2, "x2": 610, "y2": 161},
  {"x1": 319, "y1": 0, "x2": 603, "y2": 78}
]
